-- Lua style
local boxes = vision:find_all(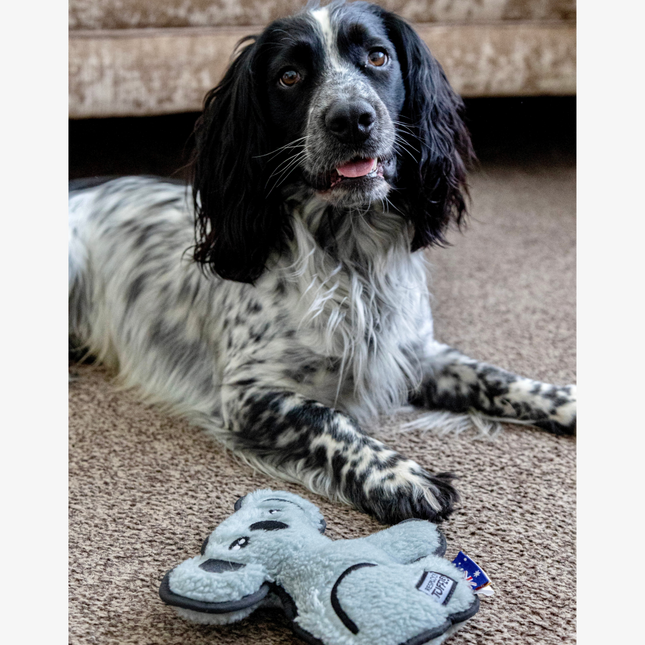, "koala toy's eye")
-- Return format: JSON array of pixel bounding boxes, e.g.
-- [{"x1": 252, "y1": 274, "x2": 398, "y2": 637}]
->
[
  {"x1": 367, "y1": 49, "x2": 388, "y2": 67},
  {"x1": 268, "y1": 509, "x2": 280, "y2": 514},
  {"x1": 280, "y1": 70, "x2": 301, "y2": 87},
  {"x1": 229, "y1": 537, "x2": 250, "y2": 550}
]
